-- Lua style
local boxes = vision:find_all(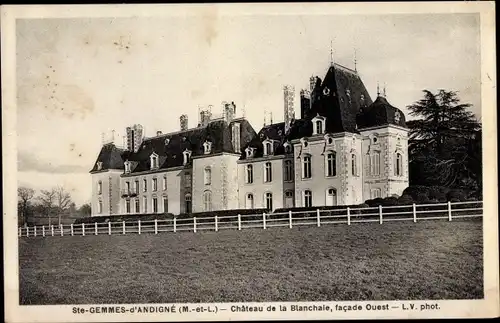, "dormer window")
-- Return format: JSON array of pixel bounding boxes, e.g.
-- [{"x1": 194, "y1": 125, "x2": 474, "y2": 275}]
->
[
  {"x1": 124, "y1": 160, "x2": 131, "y2": 174},
  {"x1": 245, "y1": 147, "x2": 256, "y2": 158},
  {"x1": 283, "y1": 142, "x2": 292, "y2": 154},
  {"x1": 311, "y1": 114, "x2": 326, "y2": 135},
  {"x1": 394, "y1": 111, "x2": 401, "y2": 123},
  {"x1": 183, "y1": 149, "x2": 192, "y2": 165},
  {"x1": 150, "y1": 153, "x2": 159, "y2": 170},
  {"x1": 164, "y1": 138, "x2": 170, "y2": 145},
  {"x1": 300, "y1": 137, "x2": 309, "y2": 148},
  {"x1": 203, "y1": 140, "x2": 212, "y2": 154},
  {"x1": 324, "y1": 134, "x2": 334, "y2": 145},
  {"x1": 263, "y1": 139, "x2": 274, "y2": 156},
  {"x1": 96, "y1": 161, "x2": 103, "y2": 171}
]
